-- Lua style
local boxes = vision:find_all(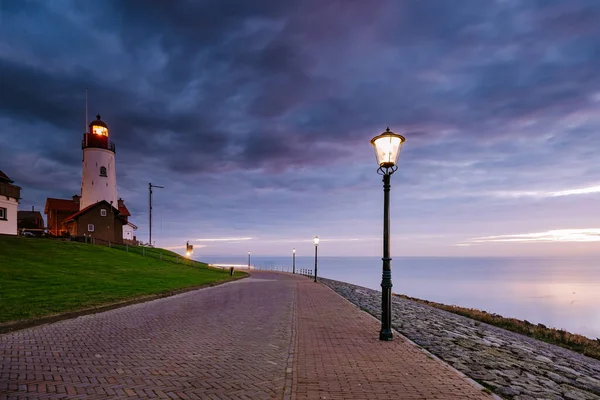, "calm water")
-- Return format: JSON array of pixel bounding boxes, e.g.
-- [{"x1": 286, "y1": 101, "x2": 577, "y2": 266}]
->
[{"x1": 202, "y1": 255, "x2": 600, "y2": 339}]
